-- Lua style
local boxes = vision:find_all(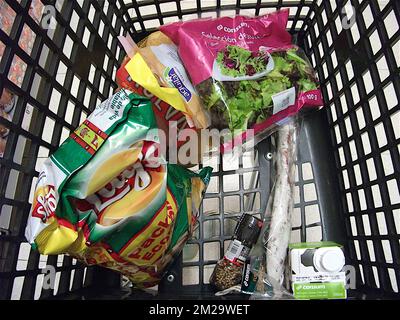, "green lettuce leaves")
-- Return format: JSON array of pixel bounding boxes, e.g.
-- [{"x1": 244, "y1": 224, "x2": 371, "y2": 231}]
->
[{"x1": 197, "y1": 47, "x2": 319, "y2": 131}]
